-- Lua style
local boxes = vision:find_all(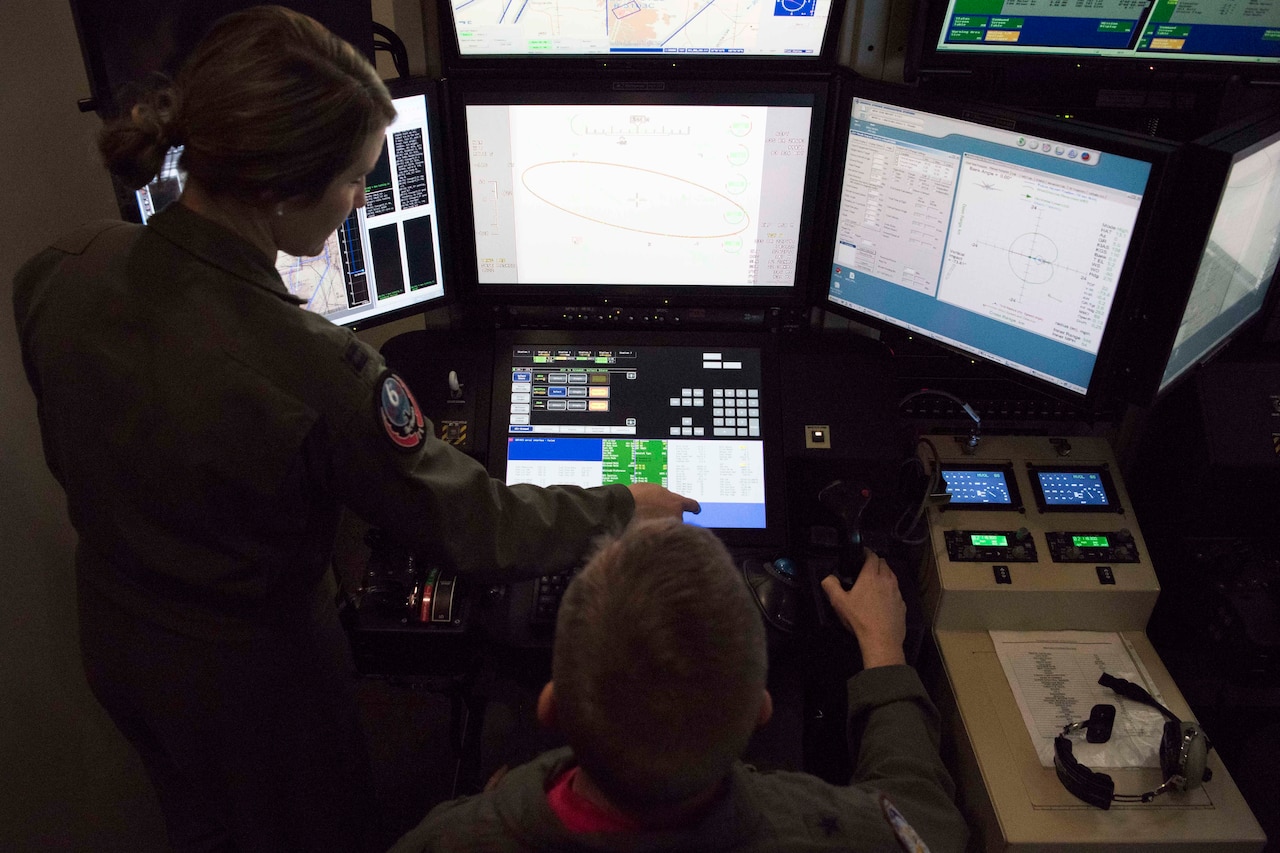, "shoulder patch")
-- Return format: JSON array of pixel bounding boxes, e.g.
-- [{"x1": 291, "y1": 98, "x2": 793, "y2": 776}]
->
[
  {"x1": 377, "y1": 371, "x2": 426, "y2": 452},
  {"x1": 880, "y1": 795, "x2": 931, "y2": 853}
]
